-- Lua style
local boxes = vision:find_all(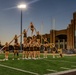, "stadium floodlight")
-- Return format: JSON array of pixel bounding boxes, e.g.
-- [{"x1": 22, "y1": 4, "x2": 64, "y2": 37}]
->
[
  {"x1": 17, "y1": 4, "x2": 26, "y2": 9},
  {"x1": 17, "y1": 4, "x2": 27, "y2": 51}
]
